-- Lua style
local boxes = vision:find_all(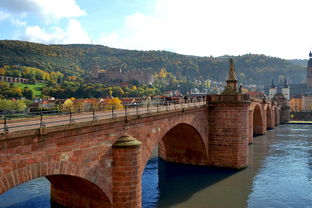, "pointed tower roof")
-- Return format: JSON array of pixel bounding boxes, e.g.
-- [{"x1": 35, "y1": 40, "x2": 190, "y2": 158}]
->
[
  {"x1": 308, "y1": 51, "x2": 312, "y2": 67},
  {"x1": 283, "y1": 79, "x2": 288, "y2": 88},
  {"x1": 270, "y1": 79, "x2": 275, "y2": 88}
]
